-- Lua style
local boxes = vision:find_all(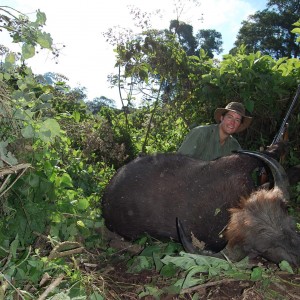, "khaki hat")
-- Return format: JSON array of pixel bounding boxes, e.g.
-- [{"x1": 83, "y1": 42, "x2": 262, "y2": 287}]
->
[{"x1": 214, "y1": 102, "x2": 252, "y2": 133}]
